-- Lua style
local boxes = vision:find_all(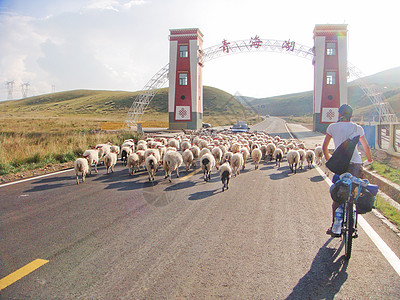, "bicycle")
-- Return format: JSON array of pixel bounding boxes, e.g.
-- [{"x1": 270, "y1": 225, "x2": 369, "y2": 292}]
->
[{"x1": 331, "y1": 171, "x2": 378, "y2": 260}]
